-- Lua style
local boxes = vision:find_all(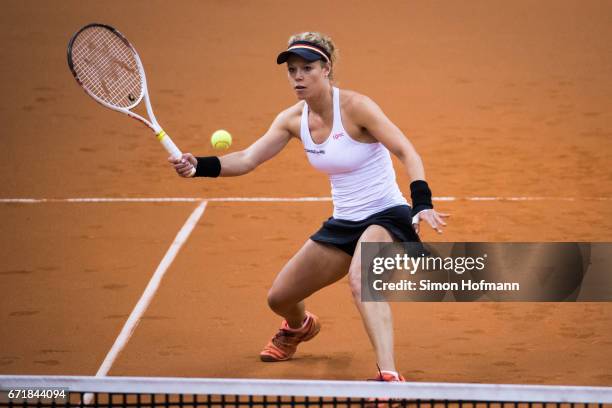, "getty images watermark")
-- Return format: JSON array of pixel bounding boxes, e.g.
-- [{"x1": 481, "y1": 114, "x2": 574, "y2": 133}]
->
[
  {"x1": 360, "y1": 242, "x2": 612, "y2": 302},
  {"x1": 369, "y1": 251, "x2": 517, "y2": 292}
]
